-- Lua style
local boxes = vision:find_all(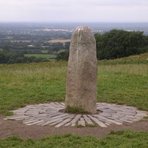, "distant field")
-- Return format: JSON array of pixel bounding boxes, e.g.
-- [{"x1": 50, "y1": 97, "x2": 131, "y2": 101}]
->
[
  {"x1": 24, "y1": 54, "x2": 57, "y2": 59},
  {"x1": 48, "y1": 39, "x2": 71, "y2": 43},
  {"x1": 0, "y1": 131, "x2": 148, "y2": 148},
  {"x1": 0, "y1": 53, "x2": 148, "y2": 115}
]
